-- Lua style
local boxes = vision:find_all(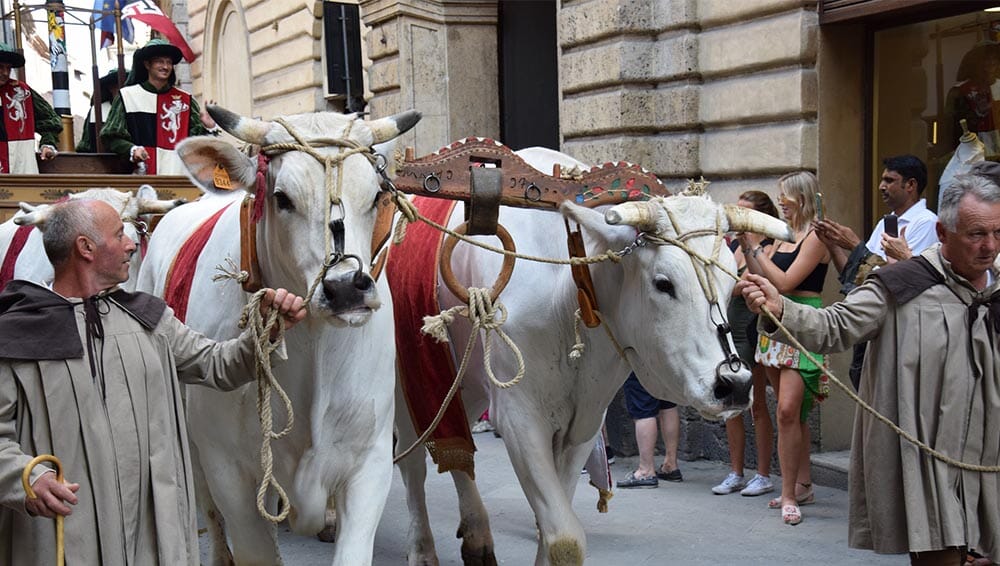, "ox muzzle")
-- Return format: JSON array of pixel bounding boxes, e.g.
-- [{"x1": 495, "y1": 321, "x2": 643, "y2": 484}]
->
[
  {"x1": 319, "y1": 218, "x2": 380, "y2": 319},
  {"x1": 711, "y1": 312, "x2": 752, "y2": 409}
]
